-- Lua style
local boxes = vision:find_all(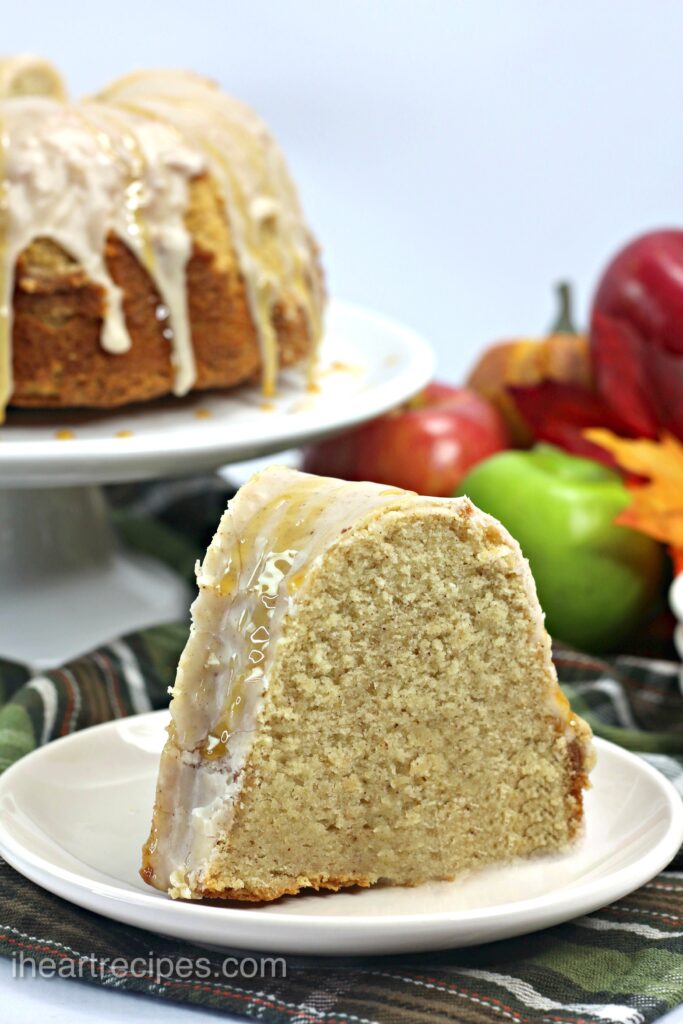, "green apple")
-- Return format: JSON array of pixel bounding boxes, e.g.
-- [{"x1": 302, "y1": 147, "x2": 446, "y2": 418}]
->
[{"x1": 456, "y1": 444, "x2": 665, "y2": 652}]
